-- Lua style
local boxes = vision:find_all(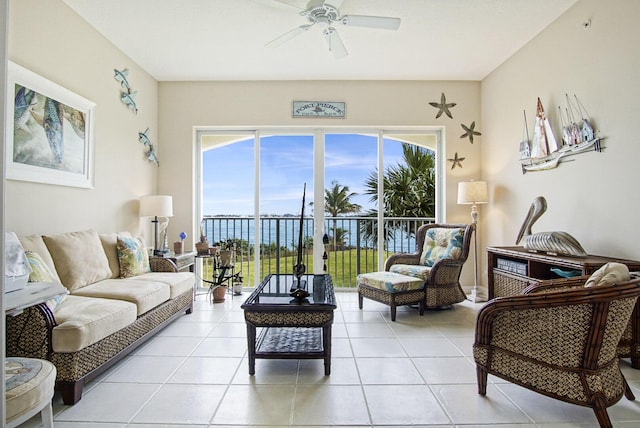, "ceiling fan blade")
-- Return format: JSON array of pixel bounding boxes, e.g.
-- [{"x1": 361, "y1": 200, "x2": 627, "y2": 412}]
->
[
  {"x1": 269, "y1": 0, "x2": 305, "y2": 10},
  {"x1": 266, "y1": 25, "x2": 312, "y2": 48},
  {"x1": 323, "y1": 27, "x2": 348, "y2": 58},
  {"x1": 325, "y1": 0, "x2": 344, "y2": 8},
  {"x1": 339, "y1": 15, "x2": 401, "y2": 30}
]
